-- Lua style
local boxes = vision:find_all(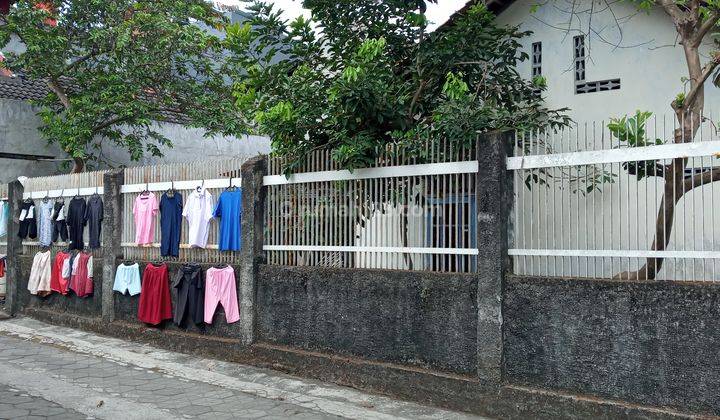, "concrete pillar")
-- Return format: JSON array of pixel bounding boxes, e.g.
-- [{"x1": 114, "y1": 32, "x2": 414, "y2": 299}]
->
[
  {"x1": 238, "y1": 155, "x2": 267, "y2": 346},
  {"x1": 475, "y1": 130, "x2": 514, "y2": 385},
  {"x1": 101, "y1": 169, "x2": 124, "y2": 322},
  {"x1": 5, "y1": 180, "x2": 24, "y2": 316}
]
